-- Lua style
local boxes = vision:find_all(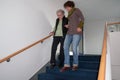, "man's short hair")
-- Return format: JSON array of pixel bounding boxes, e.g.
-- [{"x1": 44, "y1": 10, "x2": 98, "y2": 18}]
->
[
  {"x1": 64, "y1": 1, "x2": 75, "y2": 8},
  {"x1": 56, "y1": 9, "x2": 65, "y2": 14}
]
